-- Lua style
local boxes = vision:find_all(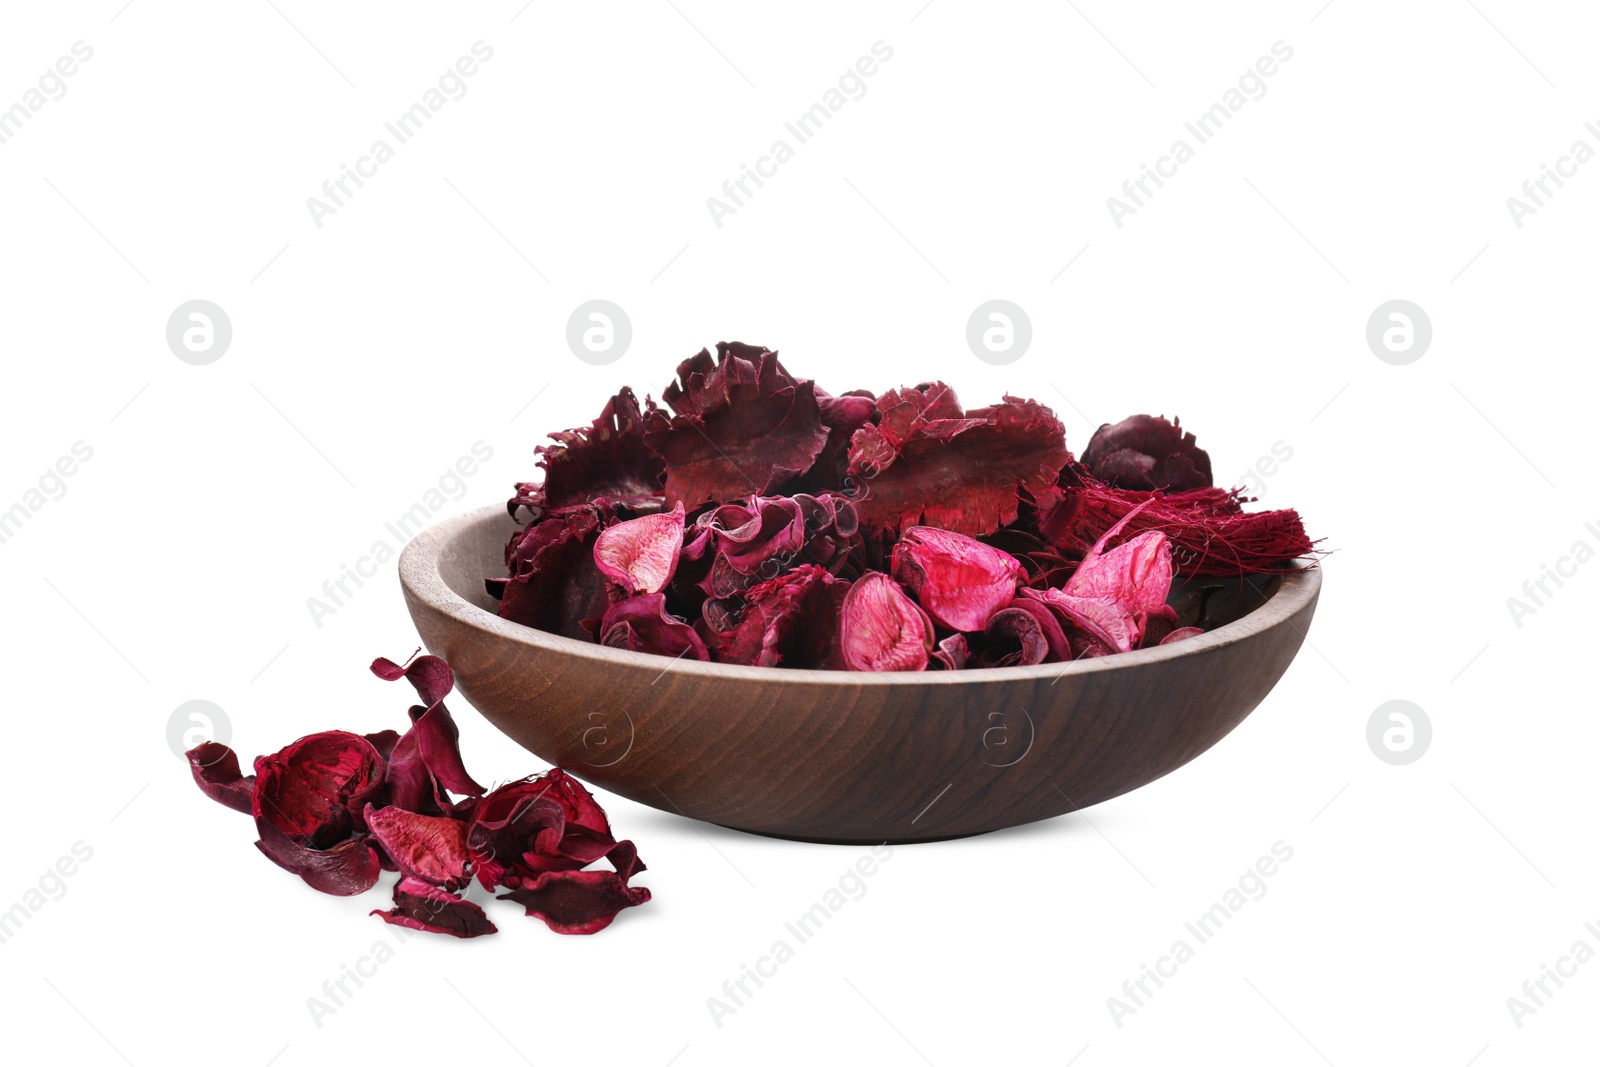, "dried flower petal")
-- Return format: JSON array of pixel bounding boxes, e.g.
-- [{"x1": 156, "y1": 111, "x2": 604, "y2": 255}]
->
[
  {"x1": 250, "y1": 730, "x2": 387, "y2": 895},
  {"x1": 599, "y1": 594, "x2": 710, "y2": 661},
  {"x1": 500, "y1": 869, "x2": 651, "y2": 935},
  {"x1": 892, "y1": 526, "x2": 1023, "y2": 632},
  {"x1": 1081, "y1": 414, "x2": 1212, "y2": 491},
  {"x1": 372, "y1": 876, "x2": 498, "y2": 939},
  {"x1": 525, "y1": 387, "x2": 664, "y2": 514},
  {"x1": 364, "y1": 804, "x2": 471, "y2": 890},
  {"x1": 847, "y1": 388, "x2": 1070, "y2": 537},
  {"x1": 840, "y1": 572, "x2": 933, "y2": 672},
  {"x1": 1160, "y1": 625, "x2": 1205, "y2": 645},
  {"x1": 468, "y1": 771, "x2": 620, "y2": 891},
  {"x1": 594, "y1": 502, "x2": 685, "y2": 595},
  {"x1": 644, "y1": 343, "x2": 830, "y2": 508},
  {"x1": 187, "y1": 742, "x2": 254, "y2": 815},
  {"x1": 495, "y1": 505, "x2": 613, "y2": 639},
  {"x1": 704, "y1": 564, "x2": 850, "y2": 669}
]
